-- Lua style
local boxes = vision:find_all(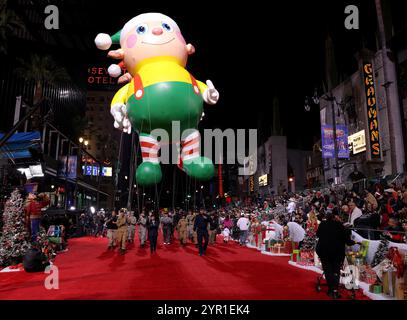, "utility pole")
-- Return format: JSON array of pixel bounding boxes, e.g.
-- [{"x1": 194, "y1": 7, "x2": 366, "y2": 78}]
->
[
  {"x1": 172, "y1": 165, "x2": 176, "y2": 211},
  {"x1": 327, "y1": 92, "x2": 341, "y2": 184},
  {"x1": 113, "y1": 132, "x2": 124, "y2": 210},
  {"x1": 127, "y1": 131, "x2": 136, "y2": 211},
  {"x1": 96, "y1": 160, "x2": 102, "y2": 209},
  {"x1": 64, "y1": 143, "x2": 71, "y2": 210}
]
